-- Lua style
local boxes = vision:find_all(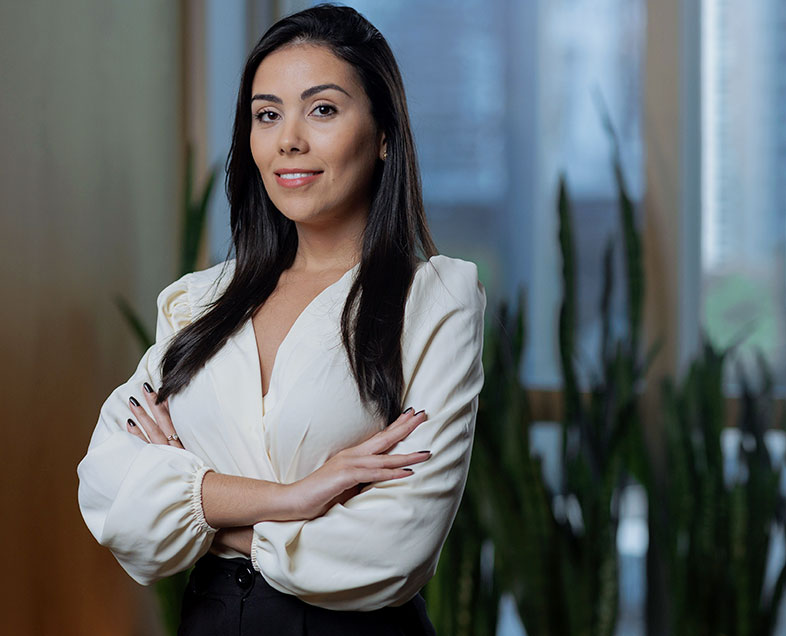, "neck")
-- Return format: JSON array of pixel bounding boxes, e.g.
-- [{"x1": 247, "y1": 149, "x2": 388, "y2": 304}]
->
[{"x1": 289, "y1": 212, "x2": 366, "y2": 274}]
